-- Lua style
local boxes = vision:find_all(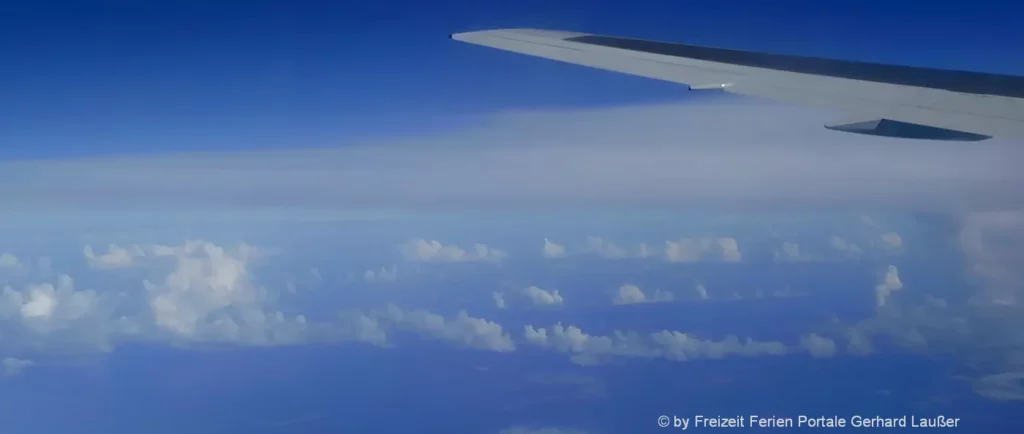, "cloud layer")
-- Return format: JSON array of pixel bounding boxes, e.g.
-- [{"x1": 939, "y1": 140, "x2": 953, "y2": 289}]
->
[{"x1": 3, "y1": 101, "x2": 1022, "y2": 211}]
